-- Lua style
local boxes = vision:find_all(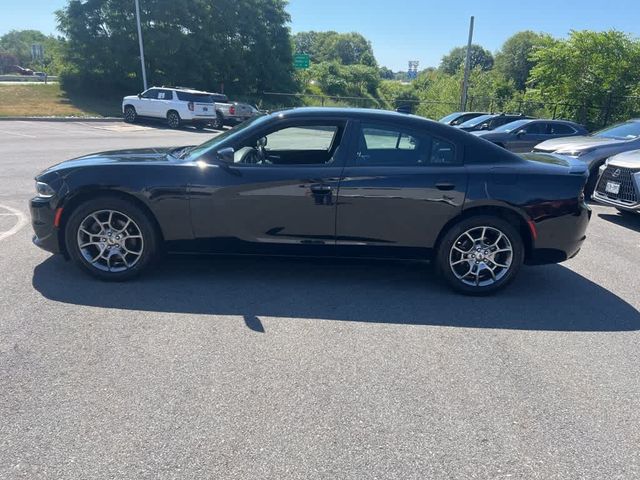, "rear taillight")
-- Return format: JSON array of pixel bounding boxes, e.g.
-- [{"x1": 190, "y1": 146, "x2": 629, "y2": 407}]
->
[
  {"x1": 188, "y1": 101, "x2": 194, "y2": 112},
  {"x1": 229, "y1": 105, "x2": 235, "y2": 115}
]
